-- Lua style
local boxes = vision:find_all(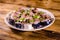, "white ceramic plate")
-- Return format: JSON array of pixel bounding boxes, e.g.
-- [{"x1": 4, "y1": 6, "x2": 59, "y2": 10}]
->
[{"x1": 4, "y1": 8, "x2": 55, "y2": 31}]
